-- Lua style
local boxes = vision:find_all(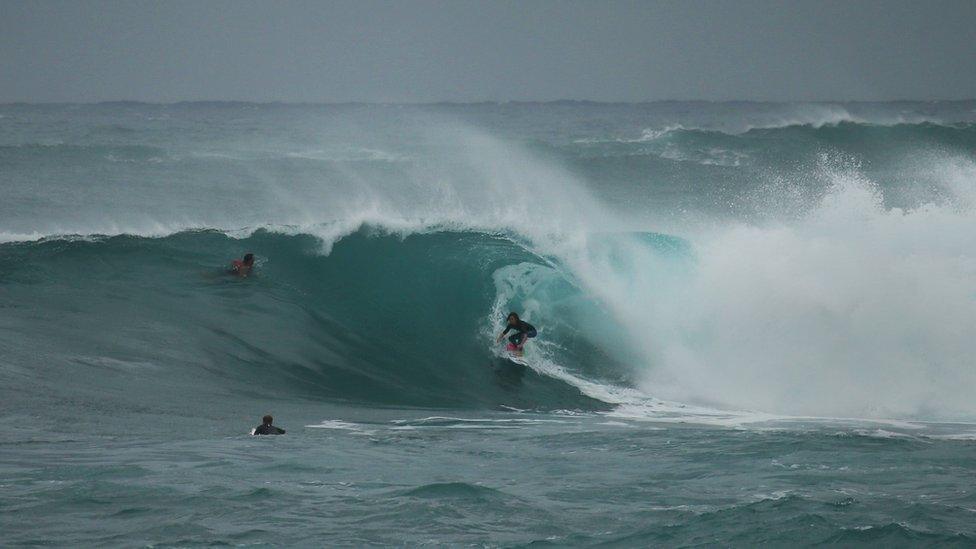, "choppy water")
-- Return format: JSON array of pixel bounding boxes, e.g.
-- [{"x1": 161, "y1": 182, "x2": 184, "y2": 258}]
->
[{"x1": 3, "y1": 101, "x2": 976, "y2": 546}]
